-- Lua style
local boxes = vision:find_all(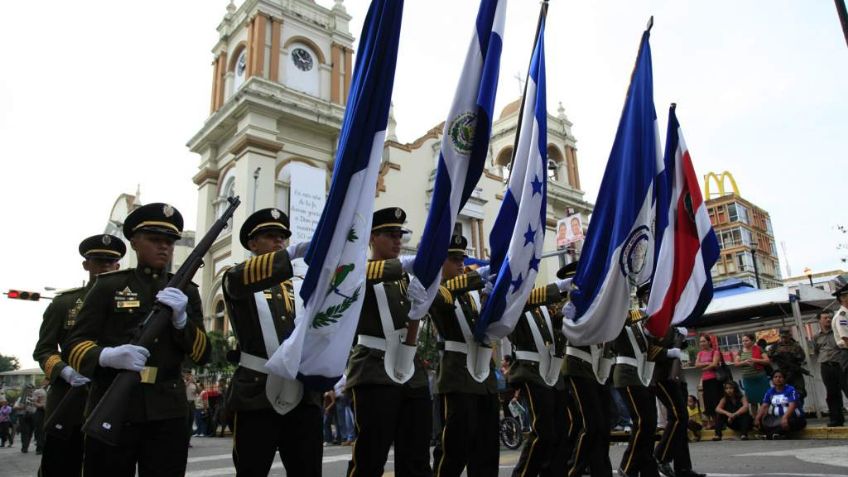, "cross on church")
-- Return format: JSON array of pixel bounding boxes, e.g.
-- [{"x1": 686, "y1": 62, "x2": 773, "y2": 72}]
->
[{"x1": 514, "y1": 71, "x2": 526, "y2": 96}]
